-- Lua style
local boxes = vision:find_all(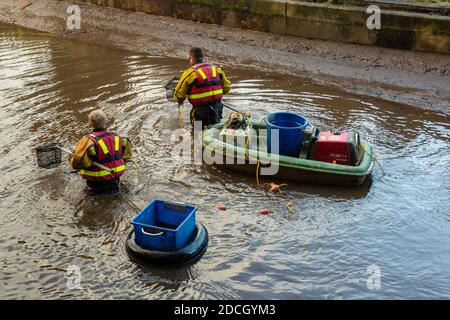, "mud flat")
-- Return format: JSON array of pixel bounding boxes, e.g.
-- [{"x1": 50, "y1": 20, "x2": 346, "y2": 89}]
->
[{"x1": 1, "y1": 0, "x2": 449, "y2": 114}]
